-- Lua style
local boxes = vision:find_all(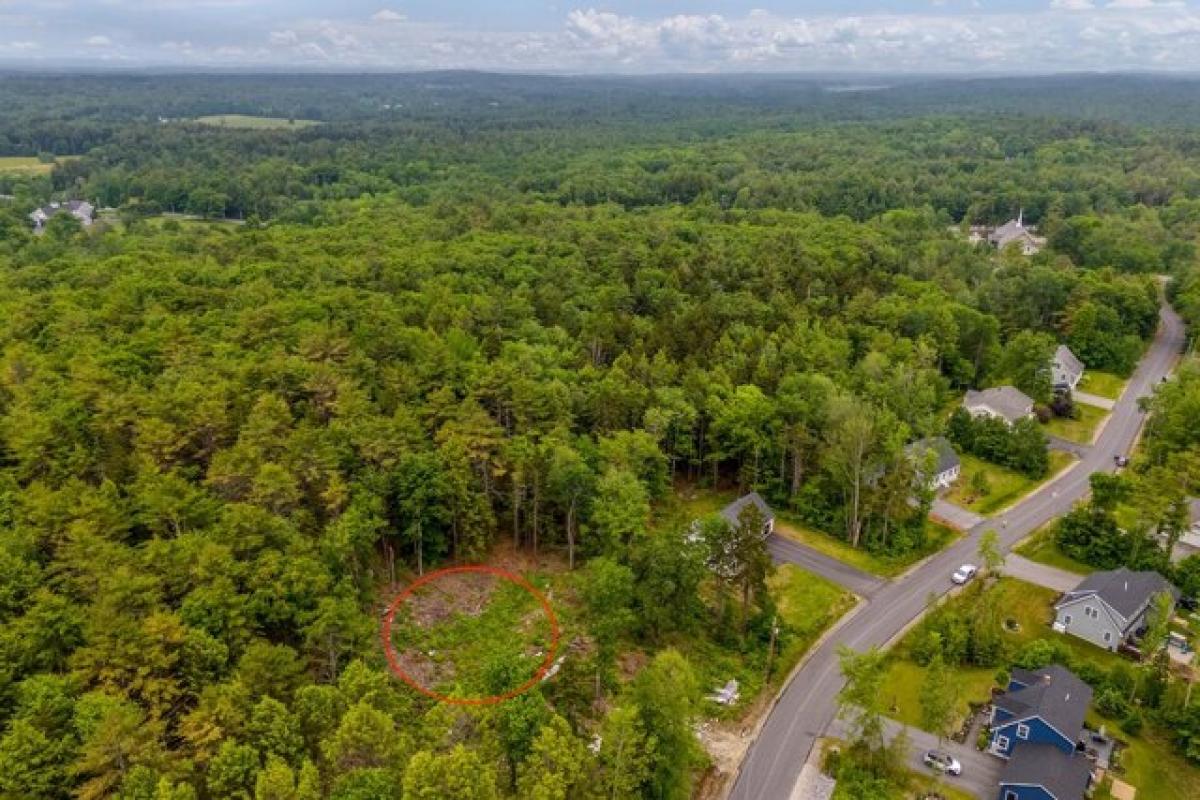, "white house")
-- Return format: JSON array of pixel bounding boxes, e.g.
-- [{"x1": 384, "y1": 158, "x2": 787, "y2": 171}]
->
[
  {"x1": 963, "y1": 386, "x2": 1035, "y2": 426},
  {"x1": 1052, "y1": 345, "x2": 1085, "y2": 392},
  {"x1": 29, "y1": 200, "x2": 95, "y2": 231},
  {"x1": 905, "y1": 436, "x2": 961, "y2": 490},
  {"x1": 987, "y1": 210, "x2": 1046, "y2": 256}
]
